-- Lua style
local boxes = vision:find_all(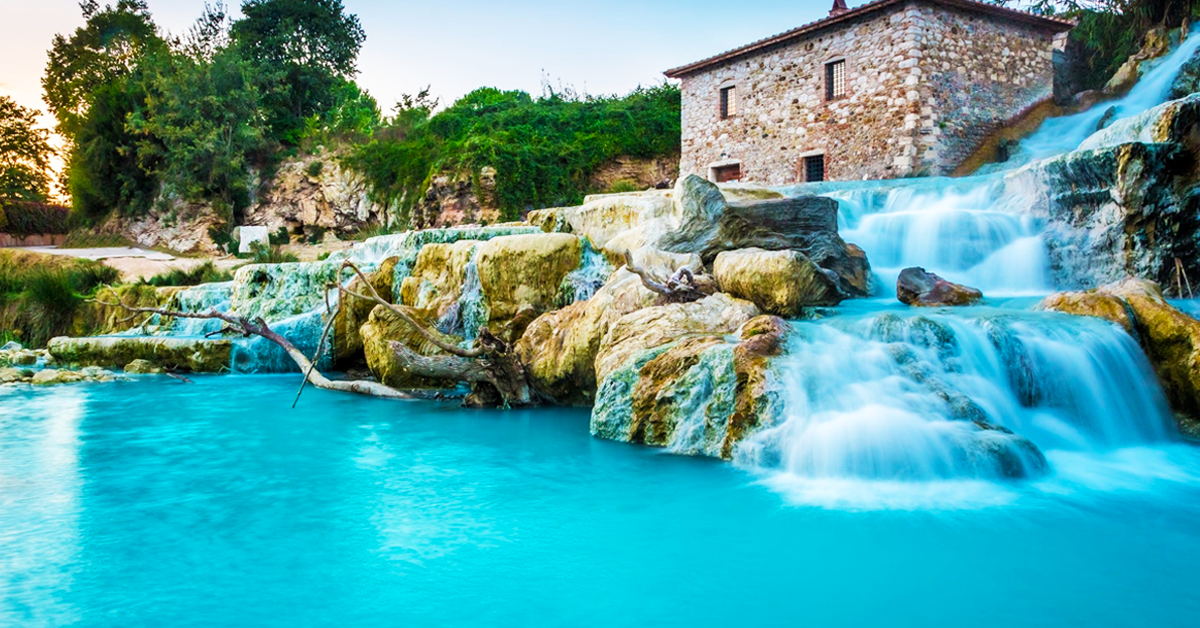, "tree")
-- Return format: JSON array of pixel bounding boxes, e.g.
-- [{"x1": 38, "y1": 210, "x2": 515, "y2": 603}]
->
[
  {"x1": 131, "y1": 47, "x2": 267, "y2": 220},
  {"x1": 42, "y1": 0, "x2": 164, "y2": 138},
  {"x1": 0, "y1": 97, "x2": 55, "y2": 201},
  {"x1": 230, "y1": 0, "x2": 366, "y2": 143}
]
